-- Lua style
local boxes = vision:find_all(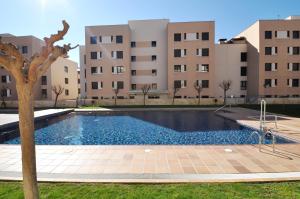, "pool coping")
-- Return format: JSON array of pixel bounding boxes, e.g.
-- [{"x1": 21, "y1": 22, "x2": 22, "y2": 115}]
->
[{"x1": 1, "y1": 171, "x2": 300, "y2": 183}]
